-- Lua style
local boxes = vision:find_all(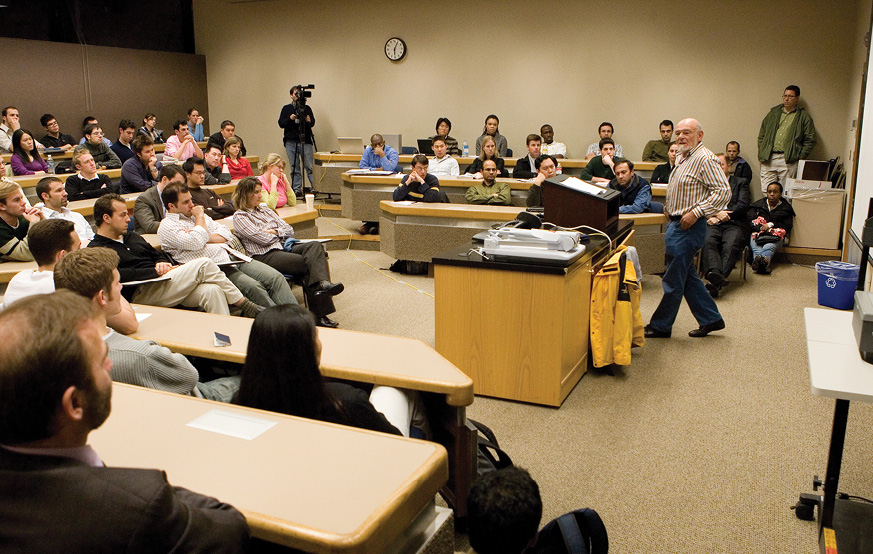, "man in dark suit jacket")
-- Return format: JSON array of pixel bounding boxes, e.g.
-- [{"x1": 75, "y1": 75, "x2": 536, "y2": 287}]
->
[
  {"x1": 207, "y1": 119, "x2": 247, "y2": 157},
  {"x1": 511, "y1": 134, "x2": 542, "y2": 179},
  {"x1": 0, "y1": 291, "x2": 250, "y2": 552},
  {"x1": 133, "y1": 164, "x2": 186, "y2": 234},
  {"x1": 702, "y1": 153, "x2": 751, "y2": 297}
]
